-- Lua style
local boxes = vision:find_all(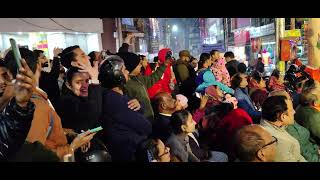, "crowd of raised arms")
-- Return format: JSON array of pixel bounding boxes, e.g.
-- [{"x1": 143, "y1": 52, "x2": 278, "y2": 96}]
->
[{"x1": 1, "y1": 42, "x2": 320, "y2": 162}]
